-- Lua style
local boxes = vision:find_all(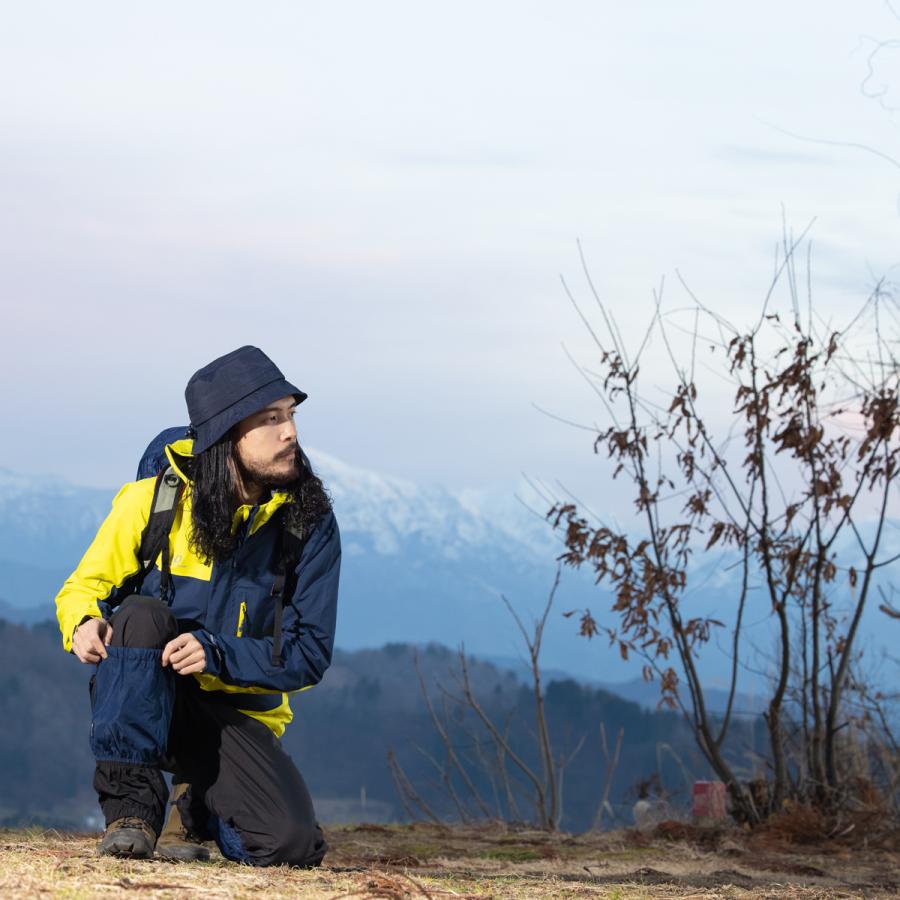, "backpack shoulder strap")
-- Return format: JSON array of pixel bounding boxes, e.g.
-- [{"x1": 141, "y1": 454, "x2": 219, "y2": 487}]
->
[
  {"x1": 136, "y1": 465, "x2": 184, "y2": 601},
  {"x1": 267, "y1": 447, "x2": 317, "y2": 666},
  {"x1": 280, "y1": 521, "x2": 308, "y2": 577},
  {"x1": 269, "y1": 517, "x2": 310, "y2": 667}
]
